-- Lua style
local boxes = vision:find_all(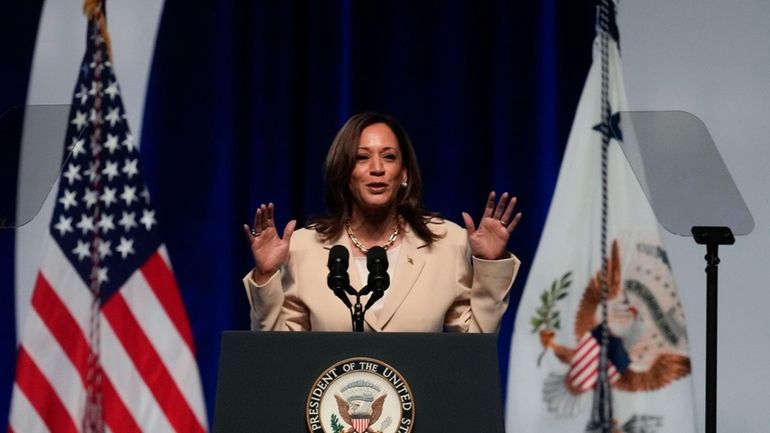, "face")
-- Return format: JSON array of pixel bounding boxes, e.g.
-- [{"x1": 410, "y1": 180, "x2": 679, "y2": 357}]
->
[{"x1": 348, "y1": 123, "x2": 407, "y2": 214}]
